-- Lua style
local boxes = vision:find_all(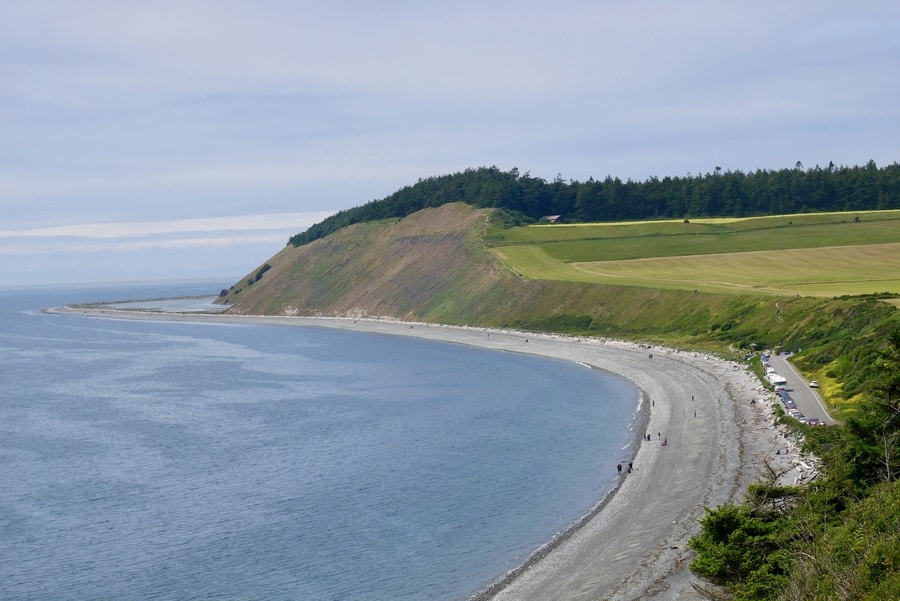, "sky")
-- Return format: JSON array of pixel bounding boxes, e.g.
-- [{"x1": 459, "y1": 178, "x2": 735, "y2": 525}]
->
[{"x1": 2, "y1": 1, "x2": 899, "y2": 287}]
